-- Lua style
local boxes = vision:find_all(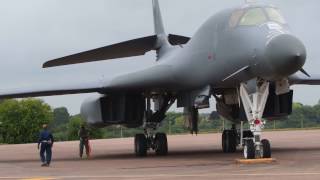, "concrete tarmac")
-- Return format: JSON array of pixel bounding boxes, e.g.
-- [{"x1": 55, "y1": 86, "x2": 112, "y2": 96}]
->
[{"x1": 1, "y1": 130, "x2": 320, "y2": 180}]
